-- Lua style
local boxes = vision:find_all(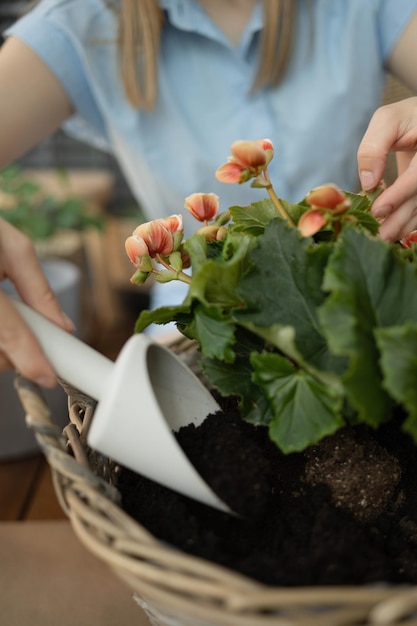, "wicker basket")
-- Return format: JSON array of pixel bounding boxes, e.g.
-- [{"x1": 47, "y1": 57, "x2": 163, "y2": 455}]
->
[{"x1": 14, "y1": 341, "x2": 417, "y2": 626}]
